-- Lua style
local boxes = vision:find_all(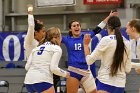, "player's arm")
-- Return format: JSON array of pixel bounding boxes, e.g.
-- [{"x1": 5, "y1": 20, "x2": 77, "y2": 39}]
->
[
  {"x1": 84, "y1": 34, "x2": 91, "y2": 57},
  {"x1": 124, "y1": 45, "x2": 132, "y2": 73},
  {"x1": 131, "y1": 62, "x2": 140, "y2": 68},
  {"x1": 24, "y1": 4, "x2": 35, "y2": 49},
  {"x1": 93, "y1": 10, "x2": 118, "y2": 35},
  {"x1": 25, "y1": 49, "x2": 34, "y2": 71},
  {"x1": 85, "y1": 36, "x2": 109, "y2": 65},
  {"x1": 50, "y1": 47, "x2": 70, "y2": 78},
  {"x1": 131, "y1": 62, "x2": 140, "y2": 74},
  {"x1": 135, "y1": 68, "x2": 140, "y2": 74}
]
